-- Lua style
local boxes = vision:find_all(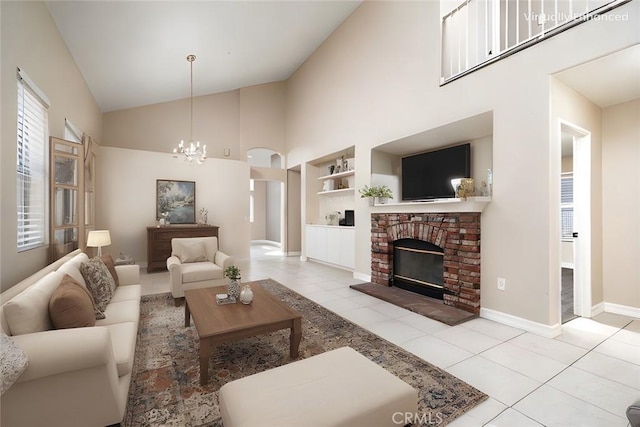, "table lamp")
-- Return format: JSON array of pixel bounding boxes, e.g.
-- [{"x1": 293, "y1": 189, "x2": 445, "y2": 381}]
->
[{"x1": 87, "y1": 230, "x2": 111, "y2": 256}]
